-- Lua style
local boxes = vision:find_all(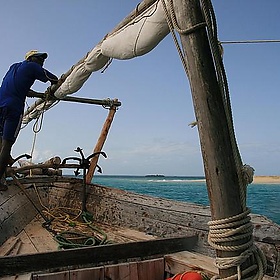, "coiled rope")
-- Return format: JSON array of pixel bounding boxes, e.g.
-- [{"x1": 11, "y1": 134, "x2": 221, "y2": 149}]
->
[
  {"x1": 161, "y1": 0, "x2": 266, "y2": 279},
  {"x1": 208, "y1": 209, "x2": 267, "y2": 280},
  {"x1": 51, "y1": 211, "x2": 113, "y2": 249},
  {"x1": 32, "y1": 182, "x2": 112, "y2": 249}
]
